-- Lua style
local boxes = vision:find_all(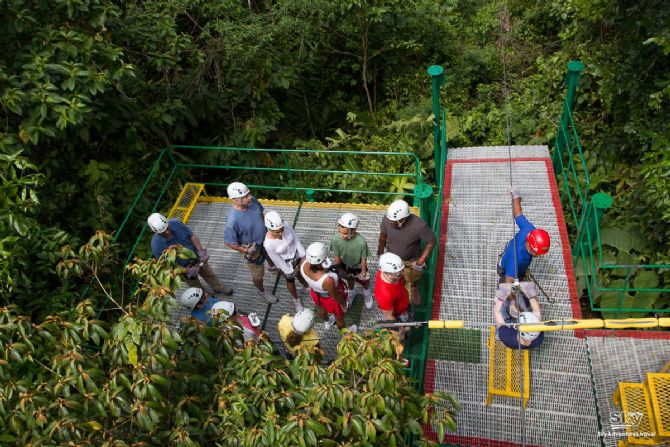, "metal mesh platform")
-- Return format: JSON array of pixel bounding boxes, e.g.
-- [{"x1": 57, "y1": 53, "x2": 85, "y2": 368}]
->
[
  {"x1": 587, "y1": 335, "x2": 670, "y2": 447},
  {"x1": 170, "y1": 200, "x2": 392, "y2": 361},
  {"x1": 426, "y1": 145, "x2": 601, "y2": 446}
]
